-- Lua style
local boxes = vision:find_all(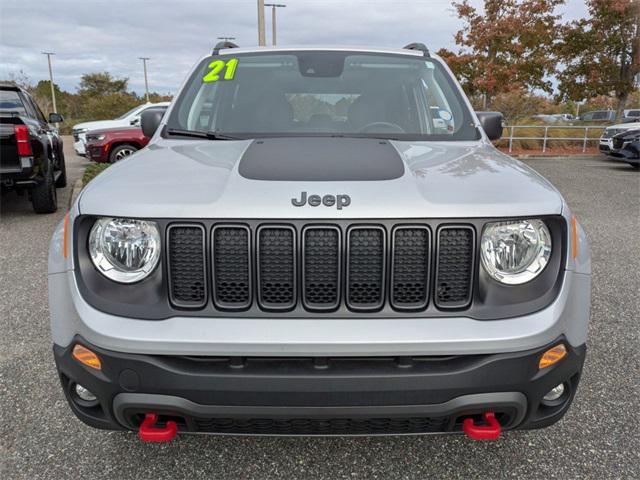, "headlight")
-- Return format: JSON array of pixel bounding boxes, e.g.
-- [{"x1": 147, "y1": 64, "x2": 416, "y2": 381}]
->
[
  {"x1": 88, "y1": 217, "x2": 161, "y2": 283},
  {"x1": 480, "y1": 219, "x2": 551, "y2": 285},
  {"x1": 87, "y1": 134, "x2": 105, "y2": 141}
]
